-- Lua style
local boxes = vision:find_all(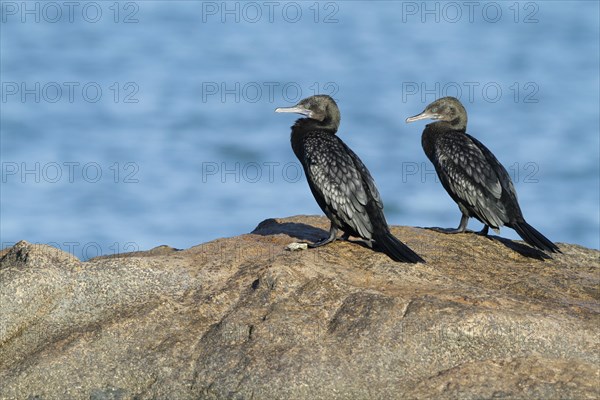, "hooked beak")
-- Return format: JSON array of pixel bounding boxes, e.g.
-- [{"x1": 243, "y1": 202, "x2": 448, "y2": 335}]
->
[
  {"x1": 405, "y1": 110, "x2": 438, "y2": 123},
  {"x1": 275, "y1": 105, "x2": 314, "y2": 118}
]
